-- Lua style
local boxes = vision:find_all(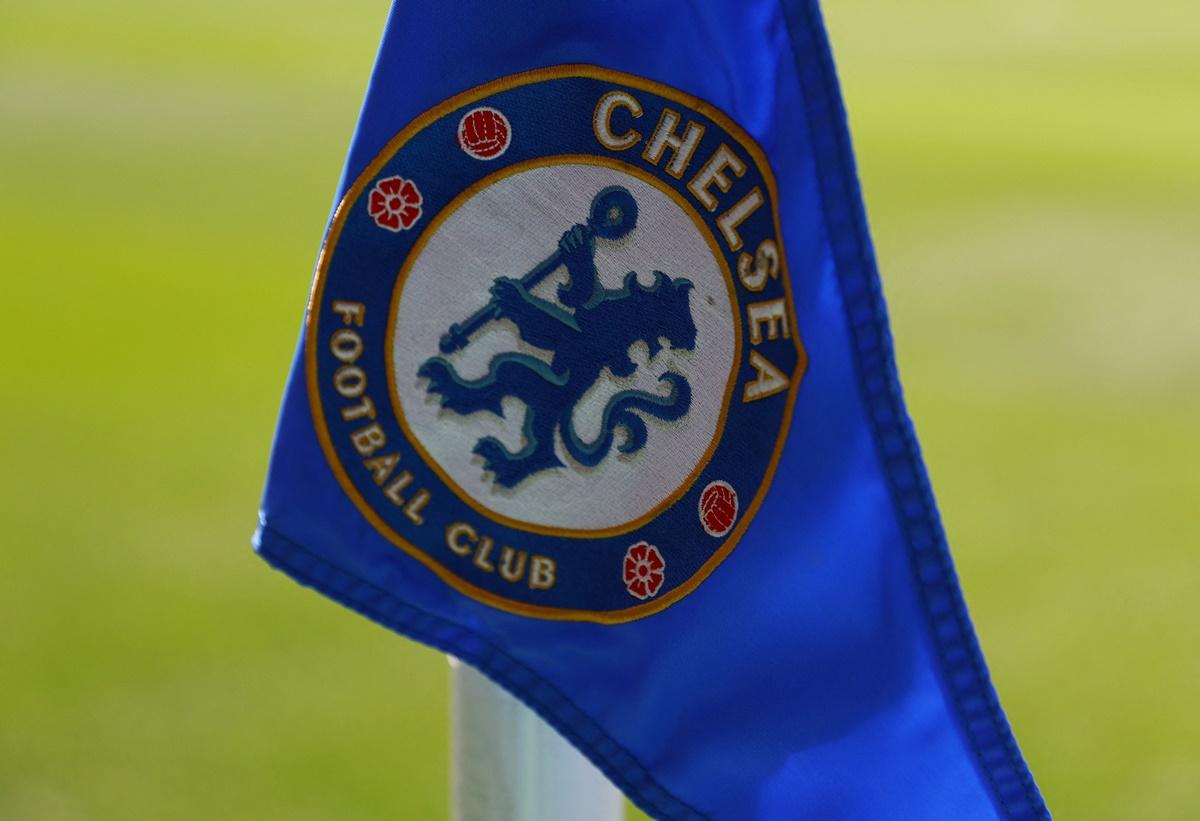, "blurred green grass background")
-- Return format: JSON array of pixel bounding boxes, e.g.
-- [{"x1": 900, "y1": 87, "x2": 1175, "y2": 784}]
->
[{"x1": 1, "y1": 1, "x2": 1196, "y2": 818}]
